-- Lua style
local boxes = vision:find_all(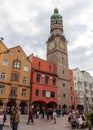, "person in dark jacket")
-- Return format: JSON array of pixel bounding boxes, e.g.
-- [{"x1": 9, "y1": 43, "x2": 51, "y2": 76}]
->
[{"x1": 27, "y1": 108, "x2": 34, "y2": 124}]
